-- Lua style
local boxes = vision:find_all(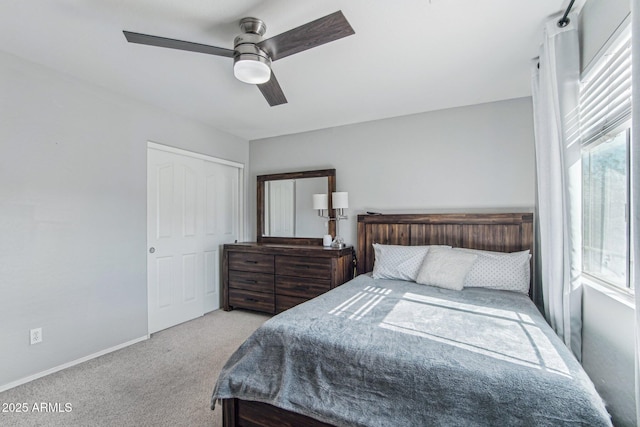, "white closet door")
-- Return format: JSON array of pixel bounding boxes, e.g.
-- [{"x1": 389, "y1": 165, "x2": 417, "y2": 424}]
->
[
  {"x1": 202, "y1": 160, "x2": 240, "y2": 313},
  {"x1": 147, "y1": 145, "x2": 241, "y2": 333}
]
